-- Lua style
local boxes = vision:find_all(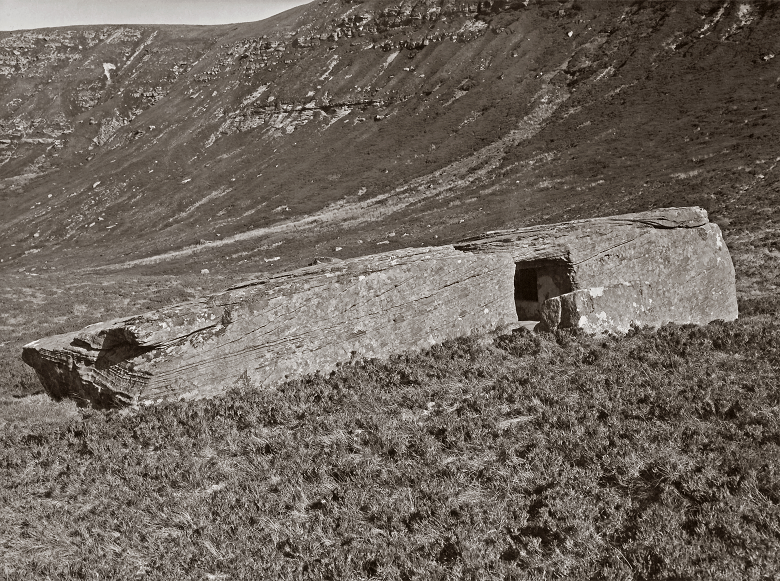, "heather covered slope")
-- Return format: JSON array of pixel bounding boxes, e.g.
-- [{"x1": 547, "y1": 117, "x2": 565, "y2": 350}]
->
[
  {"x1": 2, "y1": 319, "x2": 779, "y2": 578},
  {"x1": 1, "y1": 0, "x2": 779, "y2": 276}
]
